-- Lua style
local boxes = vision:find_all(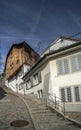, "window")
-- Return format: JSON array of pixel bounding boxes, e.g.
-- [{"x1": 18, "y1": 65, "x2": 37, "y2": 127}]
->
[
  {"x1": 16, "y1": 59, "x2": 19, "y2": 63},
  {"x1": 26, "y1": 79, "x2": 31, "y2": 89},
  {"x1": 37, "y1": 89, "x2": 43, "y2": 98},
  {"x1": 33, "y1": 71, "x2": 42, "y2": 86},
  {"x1": 26, "y1": 77, "x2": 33, "y2": 89},
  {"x1": 74, "y1": 86, "x2": 81, "y2": 101},
  {"x1": 71, "y1": 54, "x2": 81, "y2": 72},
  {"x1": 38, "y1": 72, "x2": 42, "y2": 83},
  {"x1": 19, "y1": 84, "x2": 23, "y2": 90},
  {"x1": 60, "y1": 88, "x2": 66, "y2": 102},
  {"x1": 33, "y1": 73, "x2": 38, "y2": 86},
  {"x1": 40, "y1": 89, "x2": 43, "y2": 98},
  {"x1": 57, "y1": 53, "x2": 81, "y2": 76},
  {"x1": 57, "y1": 58, "x2": 69, "y2": 75},
  {"x1": 16, "y1": 56, "x2": 19, "y2": 63},
  {"x1": 60, "y1": 87, "x2": 72, "y2": 102},
  {"x1": 67, "y1": 87, "x2": 72, "y2": 102}
]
